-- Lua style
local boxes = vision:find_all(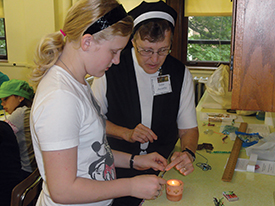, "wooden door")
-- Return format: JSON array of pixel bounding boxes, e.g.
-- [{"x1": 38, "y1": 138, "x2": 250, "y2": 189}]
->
[
  {"x1": 166, "y1": 0, "x2": 185, "y2": 63},
  {"x1": 231, "y1": 0, "x2": 275, "y2": 112}
]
